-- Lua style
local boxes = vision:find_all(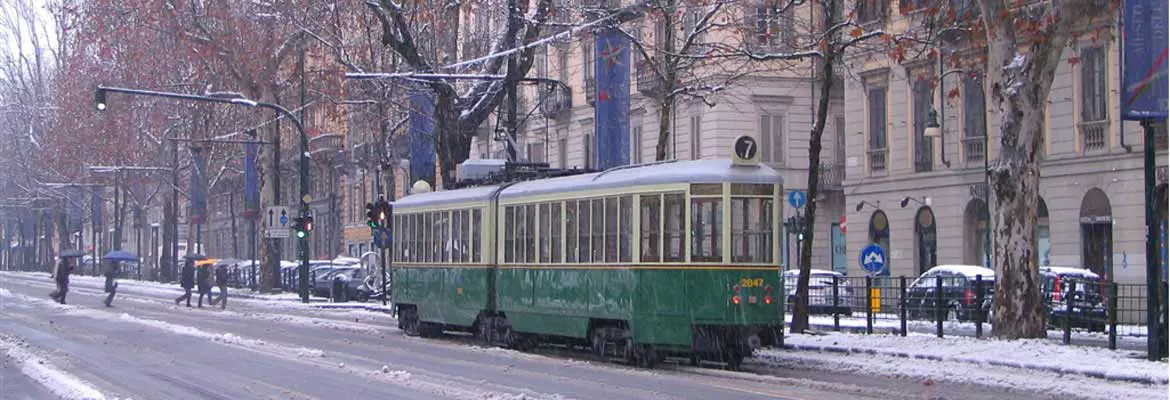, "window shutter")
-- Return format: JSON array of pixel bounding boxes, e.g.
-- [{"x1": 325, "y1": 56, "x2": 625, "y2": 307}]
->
[
  {"x1": 772, "y1": 115, "x2": 784, "y2": 164},
  {"x1": 759, "y1": 115, "x2": 772, "y2": 163}
]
